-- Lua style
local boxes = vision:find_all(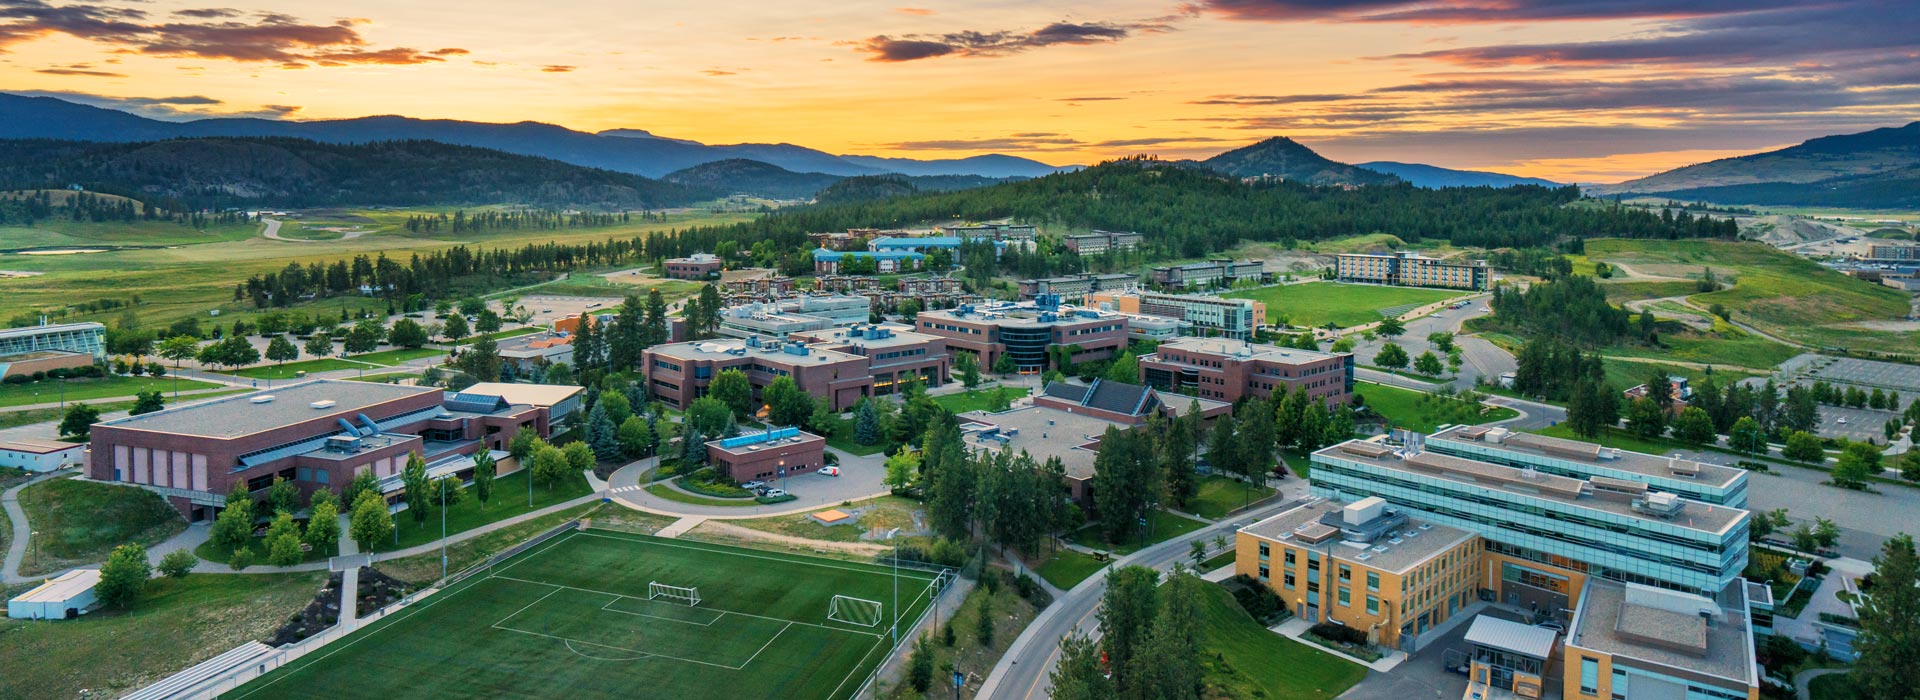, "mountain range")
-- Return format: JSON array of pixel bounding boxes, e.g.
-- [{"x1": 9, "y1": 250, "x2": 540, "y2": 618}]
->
[
  {"x1": 1590, "y1": 121, "x2": 1920, "y2": 207},
  {"x1": 1188, "y1": 136, "x2": 1402, "y2": 187},
  {"x1": 1356, "y1": 161, "x2": 1558, "y2": 188},
  {"x1": 661, "y1": 159, "x2": 1015, "y2": 200},
  {"x1": 0, "y1": 93, "x2": 1070, "y2": 180}
]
